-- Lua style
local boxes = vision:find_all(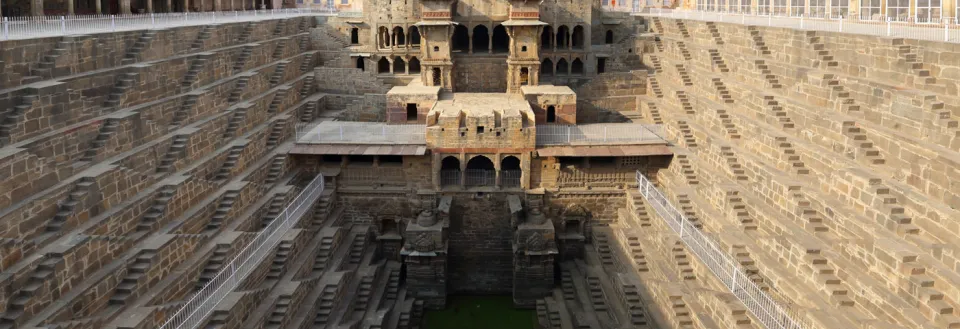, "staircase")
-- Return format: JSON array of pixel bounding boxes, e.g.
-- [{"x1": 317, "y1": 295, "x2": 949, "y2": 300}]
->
[
  {"x1": 840, "y1": 121, "x2": 885, "y2": 165},
  {"x1": 310, "y1": 191, "x2": 333, "y2": 228},
  {"x1": 221, "y1": 109, "x2": 247, "y2": 139},
  {"x1": 264, "y1": 296, "x2": 291, "y2": 329},
  {"x1": 710, "y1": 77, "x2": 734, "y2": 104},
  {"x1": 592, "y1": 232, "x2": 616, "y2": 268},
  {"x1": 269, "y1": 62, "x2": 288, "y2": 87},
  {"x1": 653, "y1": 36, "x2": 664, "y2": 52},
  {"x1": 622, "y1": 285, "x2": 648, "y2": 325},
  {"x1": 232, "y1": 46, "x2": 253, "y2": 73},
  {"x1": 708, "y1": 49, "x2": 730, "y2": 73},
  {"x1": 807, "y1": 32, "x2": 839, "y2": 68},
  {"x1": 747, "y1": 26, "x2": 772, "y2": 55},
  {"x1": 136, "y1": 187, "x2": 175, "y2": 232},
  {"x1": 299, "y1": 49, "x2": 315, "y2": 72},
  {"x1": 870, "y1": 183, "x2": 921, "y2": 236},
  {"x1": 46, "y1": 178, "x2": 96, "y2": 232},
  {"x1": 676, "y1": 121, "x2": 698, "y2": 149},
  {"x1": 272, "y1": 40, "x2": 287, "y2": 60},
  {"x1": 788, "y1": 190, "x2": 830, "y2": 233},
  {"x1": 775, "y1": 137, "x2": 810, "y2": 175},
  {"x1": 312, "y1": 236, "x2": 335, "y2": 274},
  {"x1": 823, "y1": 75, "x2": 861, "y2": 113},
  {"x1": 586, "y1": 276, "x2": 608, "y2": 311},
  {"x1": 671, "y1": 241, "x2": 696, "y2": 281},
  {"x1": 102, "y1": 72, "x2": 139, "y2": 109},
  {"x1": 754, "y1": 60, "x2": 782, "y2": 89},
  {"x1": 196, "y1": 246, "x2": 229, "y2": 290},
  {"x1": 677, "y1": 41, "x2": 692, "y2": 60},
  {"x1": 266, "y1": 119, "x2": 286, "y2": 148},
  {"x1": 266, "y1": 241, "x2": 293, "y2": 280},
  {"x1": 109, "y1": 250, "x2": 156, "y2": 305},
  {"x1": 674, "y1": 153, "x2": 700, "y2": 186},
  {"x1": 803, "y1": 249, "x2": 854, "y2": 307},
  {"x1": 298, "y1": 34, "x2": 311, "y2": 53},
  {"x1": 31, "y1": 37, "x2": 72, "y2": 78},
  {"x1": 205, "y1": 191, "x2": 239, "y2": 231},
  {"x1": 0, "y1": 92, "x2": 38, "y2": 142},
  {"x1": 625, "y1": 236, "x2": 649, "y2": 272},
  {"x1": 180, "y1": 57, "x2": 208, "y2": 93},
  {"x1": 725, "y1": 190, "x2": 758, "y2": 230},
  {"x1": 896, "y1": 43, "x2": 938, "y2": 84},
  {"x1": 238, "y1": 23, "x2": 256, "y2": 43},
  {"x1": 721, "y1": 146, "x2": 749, "y2": 181},
  {"x1": 646, "y1": 102, "x2": 663, "y2": 124},
  {"x1": 169, "y1": 94, "x2": 199, "y2": 129},
  {"x1": 560, "y1": 270, "x2": 575, "y2": 301},
  {"x1": 272, "y1": 20, "x2": 287, "y2": 36},
  {"x1": 761, "y1": 95, "x2": 795, "y2": 129},
  {"x1": 647, "y1": 54, "x2": 663, "y2": 73},
  {"x1": 731, "y1": 246, "x2": 768, "y2": 289},
  {"x1": 314, "y1": 285, "x2": 338, "y2": 325},
  {"x1": 385, "y1": 269, "x2": 400, "y2": 301},
  {"x1": 651, "y1": 18, "x2": 664, "y2": 34},
  {"x1": 213, "y1": 146, "x2": 244, "y2": 181},
  {"x1": 713, "y1": 107, "x2": 741, "y2": 139},
  {"x1": 204, "y1": 311, "x2": 229, "y2": 329},
  {"x1": 0, "y1": 256, "x2": 60, "y2": 328},
  {"x1": 353, "y1": 275, "x2": 374, "y2": 311},
  {"x1": 190, "y1": 25, "x2": 214, "y2": 51},
  {"x1": 648, "y1": 76, "x2": 664, "y2": 98},
  {"x1": 675, "y1": 64, "x2": 692, "y2": 86},
  {"x1": 668, "y1": 295, "x2": 695, "y2": 327},
  {"x1": 675, "y1": 21, "x2": 691, "y2": 38},
  {"x1": 348, "y1": 233, "x2": 367, "y2": 265},
  {"x1": 260, "y1": 193, "x2": 288, "y2": 229},
  {"x1": 77, "y1": 118, "x2": 120, "y2": 164},
  {"x1": 704, "y1": 22, "x2": 724, "y2": 45},
  {"x1": 675, "y1": 194, "x2": 701, "y2": 228},
  {"x1": 265, "y1": 155, "x2": 287, "y2": 185},
  {"x1": 120, "y1": 30, "x2": 157, "y2": 65},
  {"x1": 299, "y1": 76, "x2": 315, "y2": 98},
  {"x1": 227, "y1": 77, "x2": 250, "y2": 102},
  {"x1": 157, "y1": 135, "x2": 189, "y2": 173},
  {"x1": 675, "y1": 91, "x2": 695, "y2": 115},
  {"x1": 267, "y1": 90, "x2": 288, "y2": 115}
]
